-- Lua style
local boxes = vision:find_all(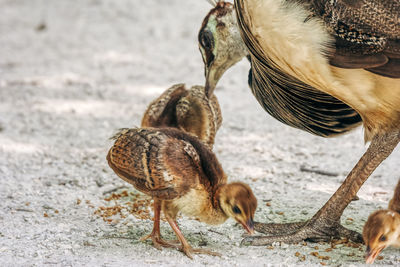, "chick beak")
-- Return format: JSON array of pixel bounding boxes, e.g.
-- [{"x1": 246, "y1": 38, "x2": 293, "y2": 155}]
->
[
  {"x1": 365, "y1": 245, "x2": 384, "y2": 264},
  {"x1": 205, "y1": 62, "x2": 219, "y2": 97},
  {"x1": 241, "y1": 218, "x2": 255, "y2": 235}
]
